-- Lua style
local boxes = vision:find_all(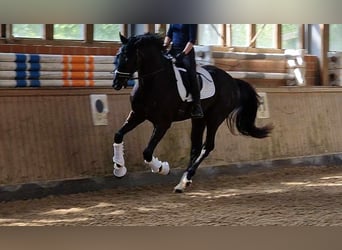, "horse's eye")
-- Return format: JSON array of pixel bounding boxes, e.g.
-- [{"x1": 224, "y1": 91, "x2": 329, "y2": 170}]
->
[{"x1": 119, "y1": 53, "x2": 127, "y2": 63}]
